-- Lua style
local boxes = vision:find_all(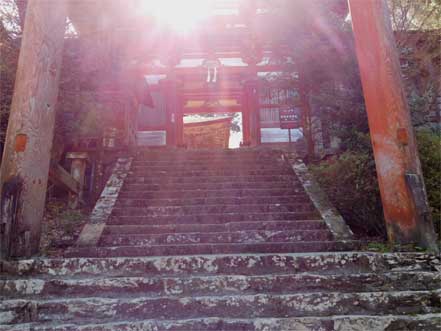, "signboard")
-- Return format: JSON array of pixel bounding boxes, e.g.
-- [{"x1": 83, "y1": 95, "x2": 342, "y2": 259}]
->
[{"x1": 279, "y1": 106, "x2": 302, "y2": 129}]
